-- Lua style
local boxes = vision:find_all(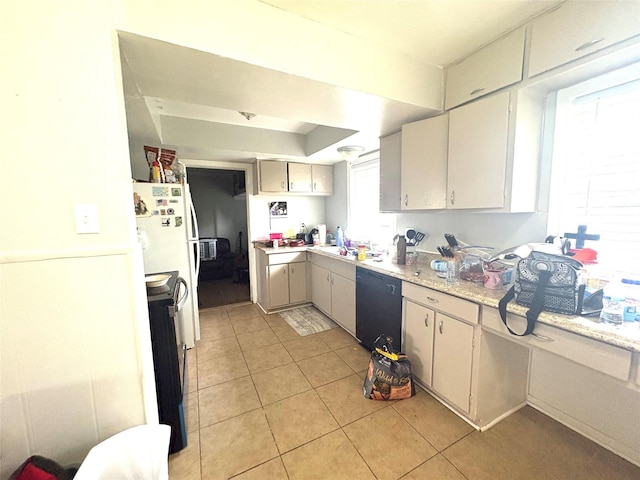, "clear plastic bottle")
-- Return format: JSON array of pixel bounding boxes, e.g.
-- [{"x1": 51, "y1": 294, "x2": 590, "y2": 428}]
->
[
  {"x1": 622, "y1": 278, "x2": 640, "y2": 322},
  {"x1": 599, "y1": 279, "x2": 626, "y2": 325},
  {"x1": 336, "y1": 226, "x2": 344, "y2": 247}
]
